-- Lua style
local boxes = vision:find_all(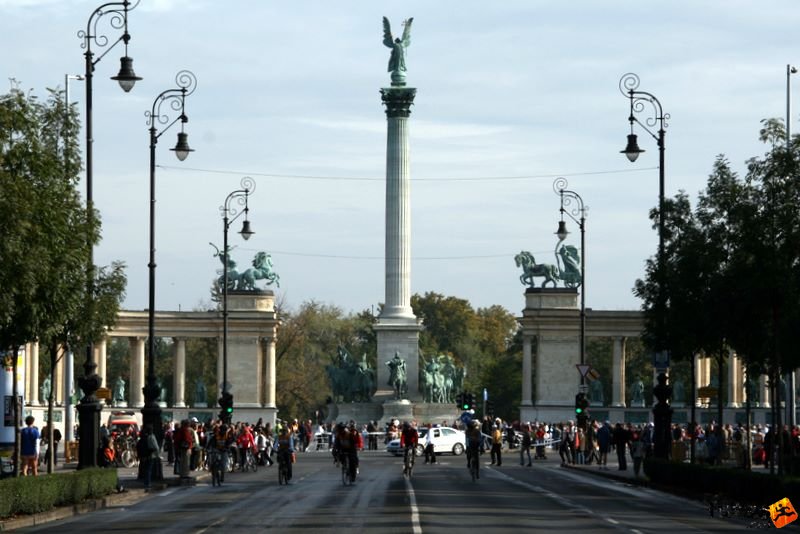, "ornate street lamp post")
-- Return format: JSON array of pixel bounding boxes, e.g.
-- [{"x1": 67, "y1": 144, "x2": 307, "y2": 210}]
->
[
  {"x1": 76, "y1": 0, "x2": 141, "y2": 470},
  {"x1": 143, "y1": 71, "x2": 196, "y2": 458},
  {"x1": 553, "y1": 177, "x2": 586, "y2": 382},
  {"x1": 619, "y1": 72, "x2": 672, "y2": 459},
  {"x1": 219, "y1": 178, "x2": 256, "y2": 423}
]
